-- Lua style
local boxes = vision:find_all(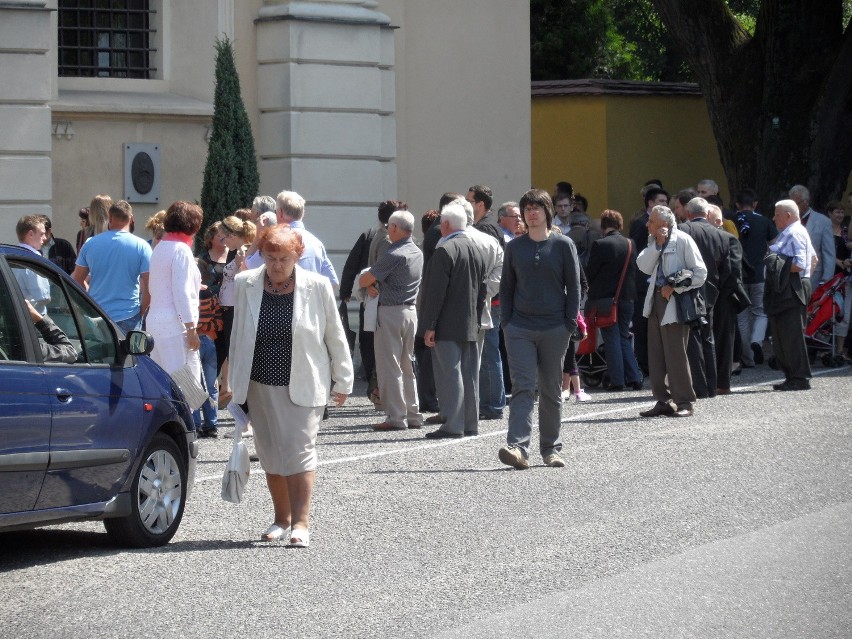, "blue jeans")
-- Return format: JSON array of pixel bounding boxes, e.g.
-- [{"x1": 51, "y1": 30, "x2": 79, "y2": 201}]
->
[
  {"x1": 479, "y1": 306, "x2": 506, "y2": 417},
  {"x1": 115, "y1": 311, "x2": 142, "y2": 334},
  {"x1": 503, "y1": 322, "x2": 570, "y2": 458},
  {"x1": 599, "y1": 299, "x2": 643, "y2": 386},
  {"x1": 193, "y1": 335, "x2": 218, "y2": 429}
]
